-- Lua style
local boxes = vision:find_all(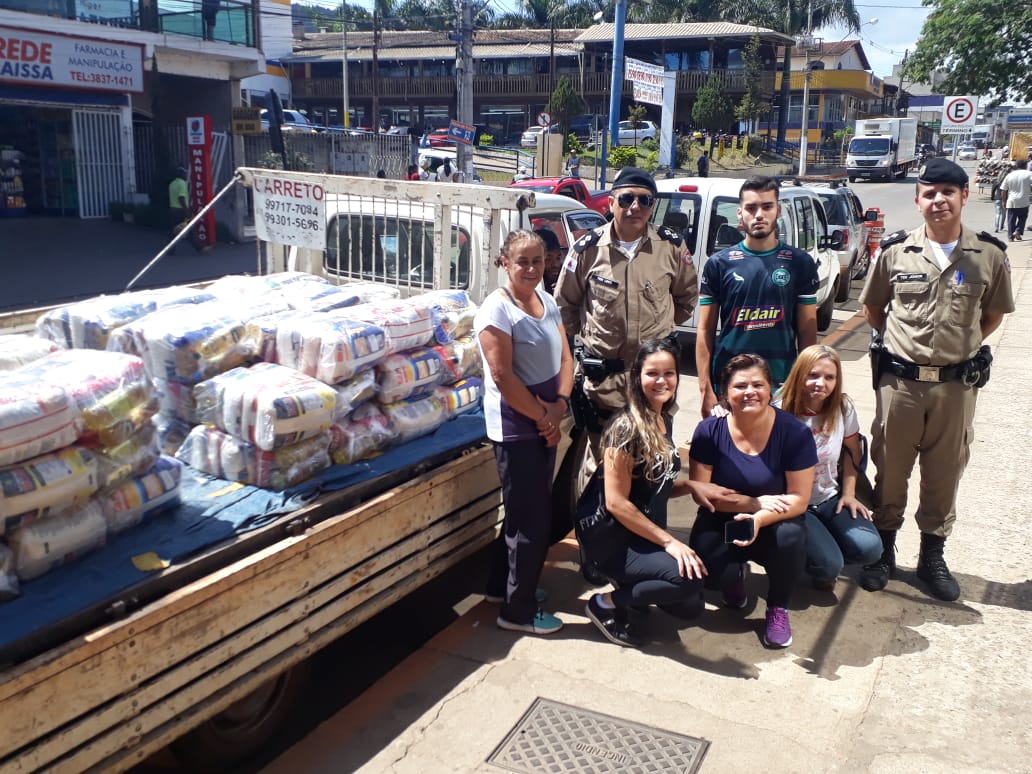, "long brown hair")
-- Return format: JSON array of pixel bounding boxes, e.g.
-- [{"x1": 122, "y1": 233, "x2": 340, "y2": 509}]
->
[
  {"x1": 777, "y1": 344, "x2": 847, "y2": 434},
  {"x1": 602, "y1": 339, "x2": 679, "y2": 483}
]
